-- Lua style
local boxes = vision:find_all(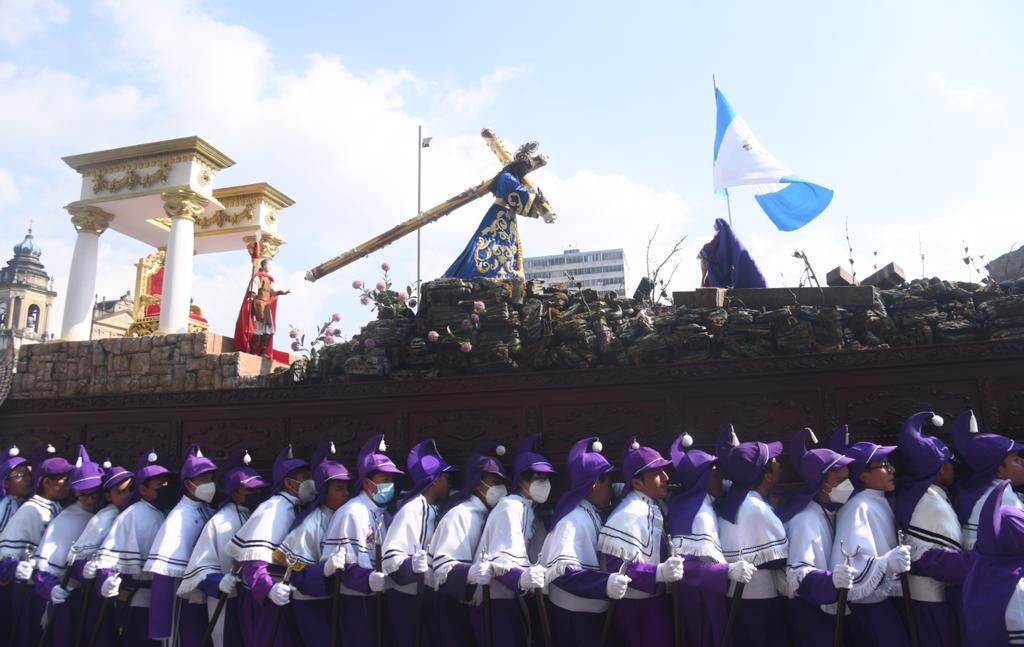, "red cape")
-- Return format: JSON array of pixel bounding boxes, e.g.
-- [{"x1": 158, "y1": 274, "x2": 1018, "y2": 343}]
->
[{"x1": 233, "y1": 271, "x2": 278, "y2": 357}]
